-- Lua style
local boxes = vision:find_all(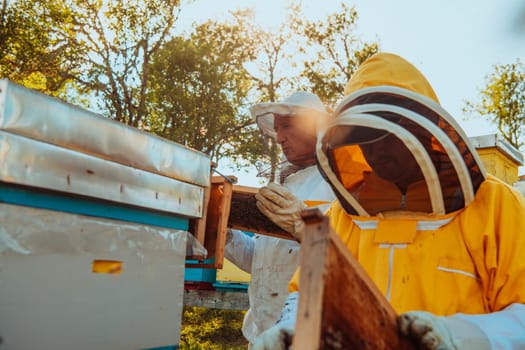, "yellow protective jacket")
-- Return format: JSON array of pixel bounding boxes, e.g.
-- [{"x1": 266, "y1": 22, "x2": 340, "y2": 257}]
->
[
  {"x1": 289, "y1": 52, "x2": 525, "y2": 348},
  {"x1": 290, "y1": 175, "x2": 525, "y2": 315}
]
